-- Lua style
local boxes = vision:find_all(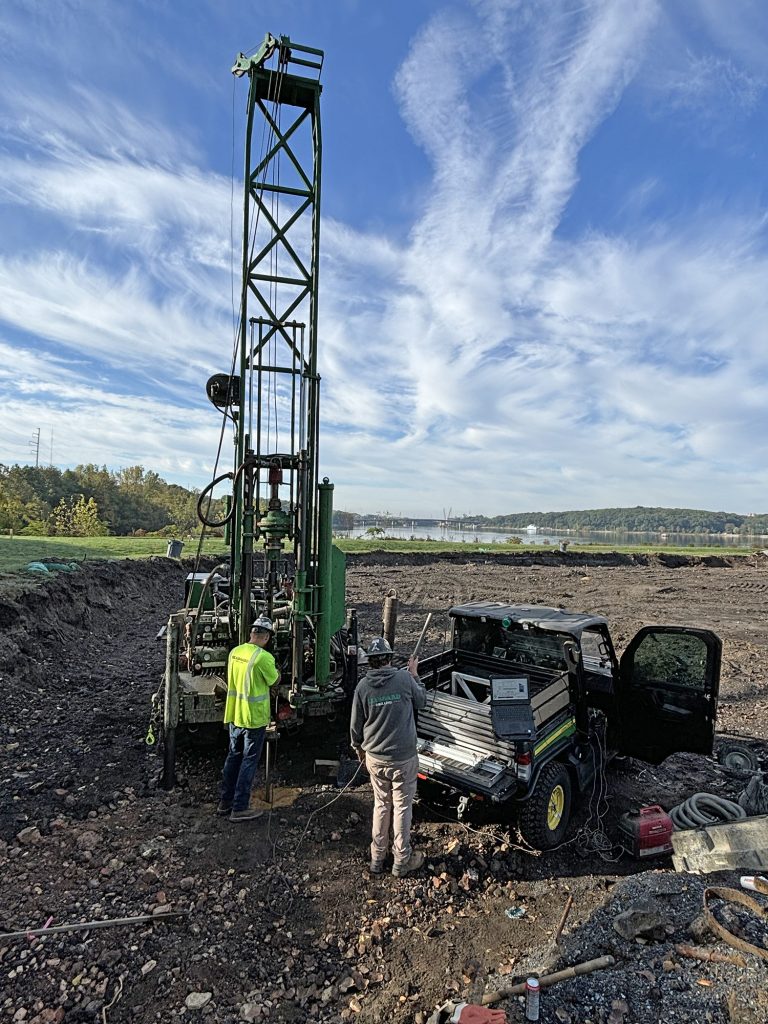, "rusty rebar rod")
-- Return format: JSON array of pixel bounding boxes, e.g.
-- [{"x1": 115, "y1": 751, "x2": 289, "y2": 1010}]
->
[
  {"x1": 554, "y1": 893, "x2": 574, "y2": 944},
  {"x1": 1, "y1": 910, "x2": 188, "y2": 942}
]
